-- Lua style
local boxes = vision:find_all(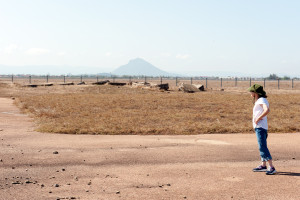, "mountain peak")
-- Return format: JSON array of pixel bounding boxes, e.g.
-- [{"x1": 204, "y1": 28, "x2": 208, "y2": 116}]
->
[
  {"x1": 113, "y1": 58, "x2": 171, "y2": 76},
  {"x1": 127, "y1": 58, "x2": 152, "y2": 66}
]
